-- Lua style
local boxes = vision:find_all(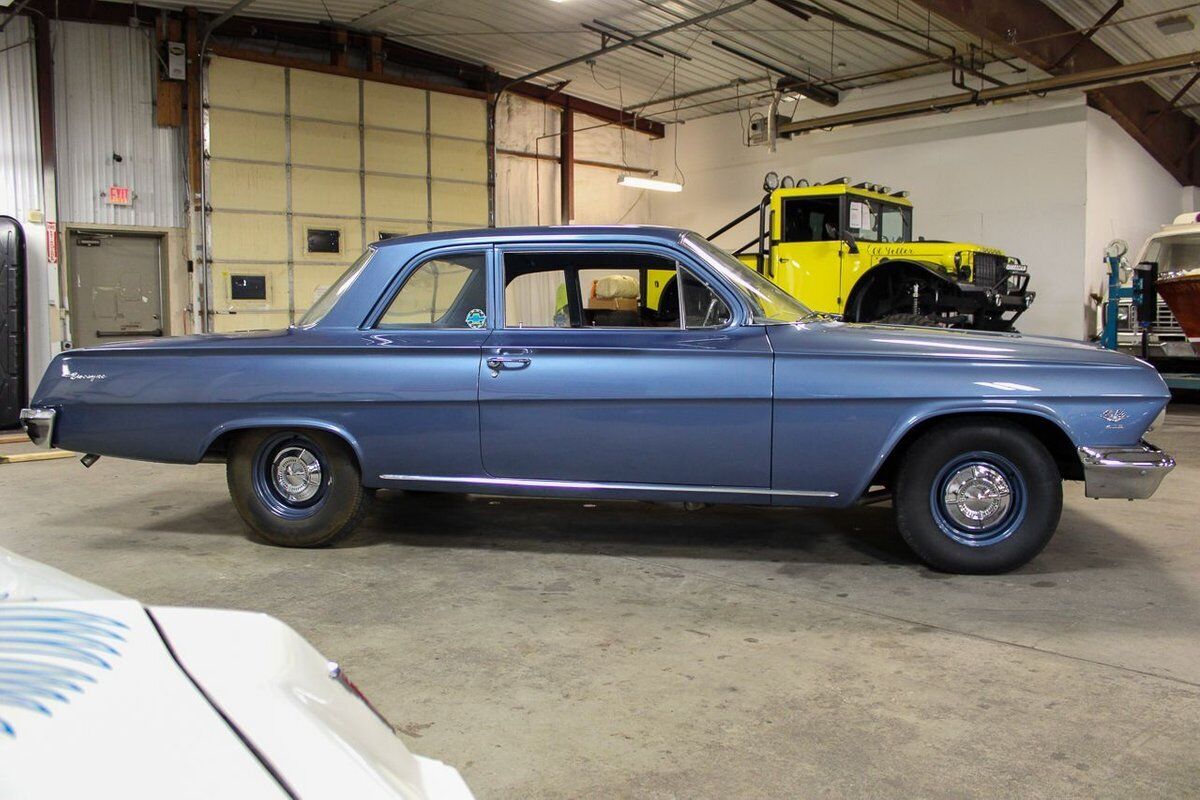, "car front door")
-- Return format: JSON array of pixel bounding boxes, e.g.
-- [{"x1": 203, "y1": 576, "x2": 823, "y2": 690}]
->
[
  {"x1": 478, "y1": 244, "x2": 773, "y2": 490},
  {"x1": 363, "y1": 247, "x2": 492, "y2": 480}
]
